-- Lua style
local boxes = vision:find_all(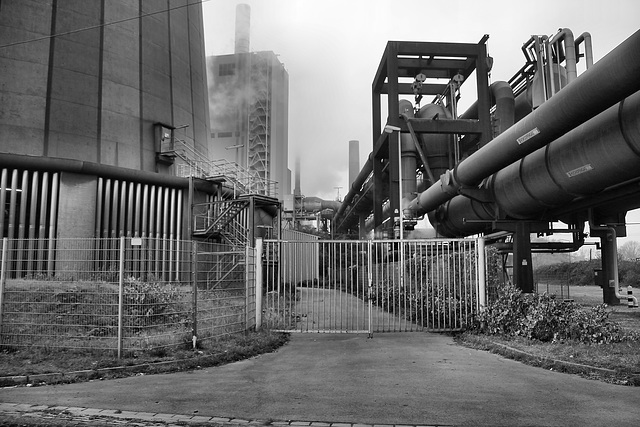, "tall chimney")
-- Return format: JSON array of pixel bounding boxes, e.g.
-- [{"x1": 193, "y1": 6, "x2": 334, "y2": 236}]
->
[
  {"x1": 349, "y1": 140, "x2": 360, "y2": 187},
  {"x1": 294, "y1": 156, "x2": 301, "y2": 196},
  {"x1": 235, "y1": 4, "x2": 251, "y2": 54}
]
